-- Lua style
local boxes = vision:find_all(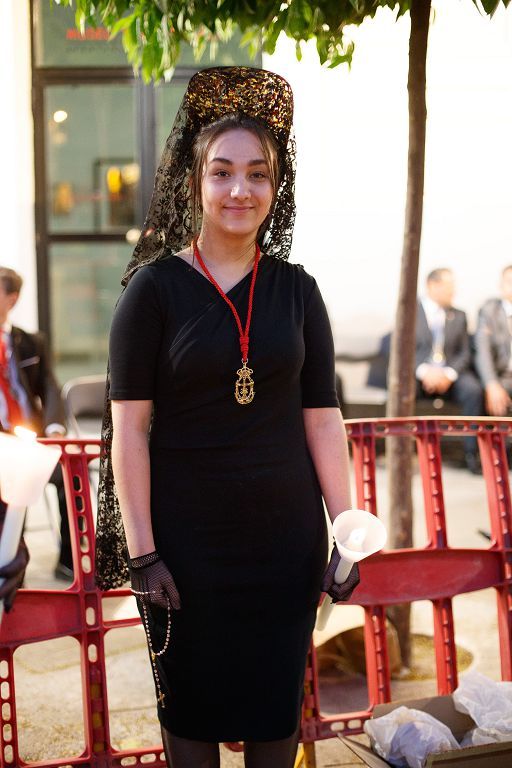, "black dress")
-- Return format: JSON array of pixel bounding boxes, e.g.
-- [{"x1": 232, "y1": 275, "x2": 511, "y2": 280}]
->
[{"x1": 109, "y1": 251, "x2": 338, "y2": 742}]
